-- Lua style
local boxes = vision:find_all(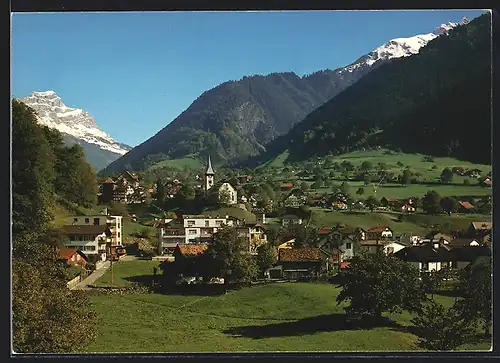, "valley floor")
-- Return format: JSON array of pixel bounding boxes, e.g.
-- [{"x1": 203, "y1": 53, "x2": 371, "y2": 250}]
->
[{"x1": 83, "y1": 282, "x2": 491, "y2": 353}]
